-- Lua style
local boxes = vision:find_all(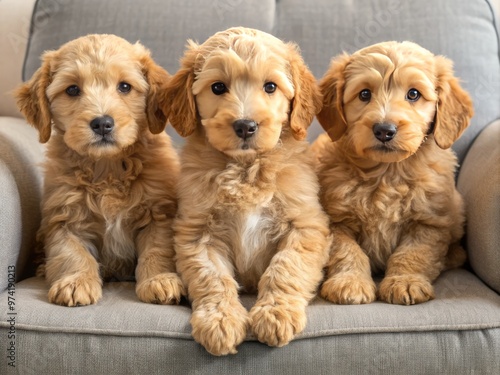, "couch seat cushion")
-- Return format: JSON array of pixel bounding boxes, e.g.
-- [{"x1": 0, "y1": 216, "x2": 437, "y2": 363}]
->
[
  {"x1": 2, "y1": 268, "x2": 499, "y2": 373},
  {"x1": 3, "y1": 269, "x2": 499, "y2": 340}
]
